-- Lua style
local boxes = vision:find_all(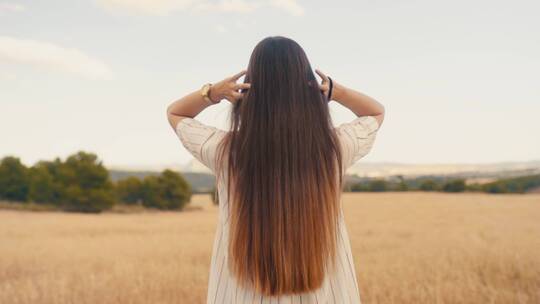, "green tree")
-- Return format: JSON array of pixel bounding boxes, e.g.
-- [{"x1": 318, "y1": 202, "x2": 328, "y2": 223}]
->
[
  {"x1": 419, "y1": 179, "x2": 440, "y2": 191},
  {"x1": 210, "y1": 186, "x2": 219, "y2": 205},
  {"x1": 141, "y1": 170, "x2": 191, "y2": 210},
  {"x1": 0, "y1": 156, "x2": 30, "y2": 202},
  {"x1": 115, "y1": 177, "x2": 143, "y2": 204},
  {"x1": 159, "y1": 169, "x2": 191, "y2": 209},
  {"x1": 28, "y1": 163, "x2": 57, "y2": 203},
  {"x1": 481, "y1": 174, "x2": 540, "y2": 194},
  {"x1": 482, "y1": 182, "x2": 506, "y2": 193},
  {"x1": 350, "y1": 183, "x2": 368, "y2": 192},
  {"x1": 465, "y1": 183, "x2": 483, "y2": 192},
  {"x1": 394, "y1": 175, "x2": 408, "y2": 191},
  {"x1": 141, "y1": 175, "x2": 166, "y2": 209},
  {"x1": 368, "y1": 179, "x2": 387, "y2": 192},
  {"x1": 57, "y1": 152, "x2": 115, "y2": 212},
  {"x1": 442, "y1": 179, "x2": 466, "y2": 192}
]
